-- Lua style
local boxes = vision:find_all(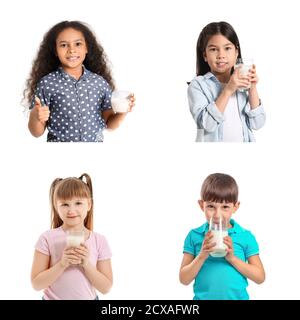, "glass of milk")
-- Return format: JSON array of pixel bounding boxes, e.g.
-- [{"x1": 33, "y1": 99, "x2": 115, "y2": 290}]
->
[
  {"x1": 234, "y1": 58, "x2": 253, "y2": 92},
  {"x1": 66, "y1": 230, "x2": 85, "y2": 247},
  {"x1": 209, "y1": 217, "x2": 228, "y2": 258},
  {"x1": 111, "y1": 90, "x2": 132, "y2": 113}
]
